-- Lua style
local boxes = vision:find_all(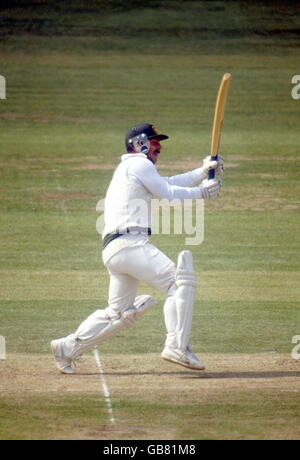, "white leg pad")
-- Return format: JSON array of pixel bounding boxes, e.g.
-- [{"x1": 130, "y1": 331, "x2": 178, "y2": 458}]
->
[
  {"x1": 63, "y1": 295, "x2": 157, "y2": 360},
  {"x1": 174, "y1": 250, "x2": 197, "y2": 351}
]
